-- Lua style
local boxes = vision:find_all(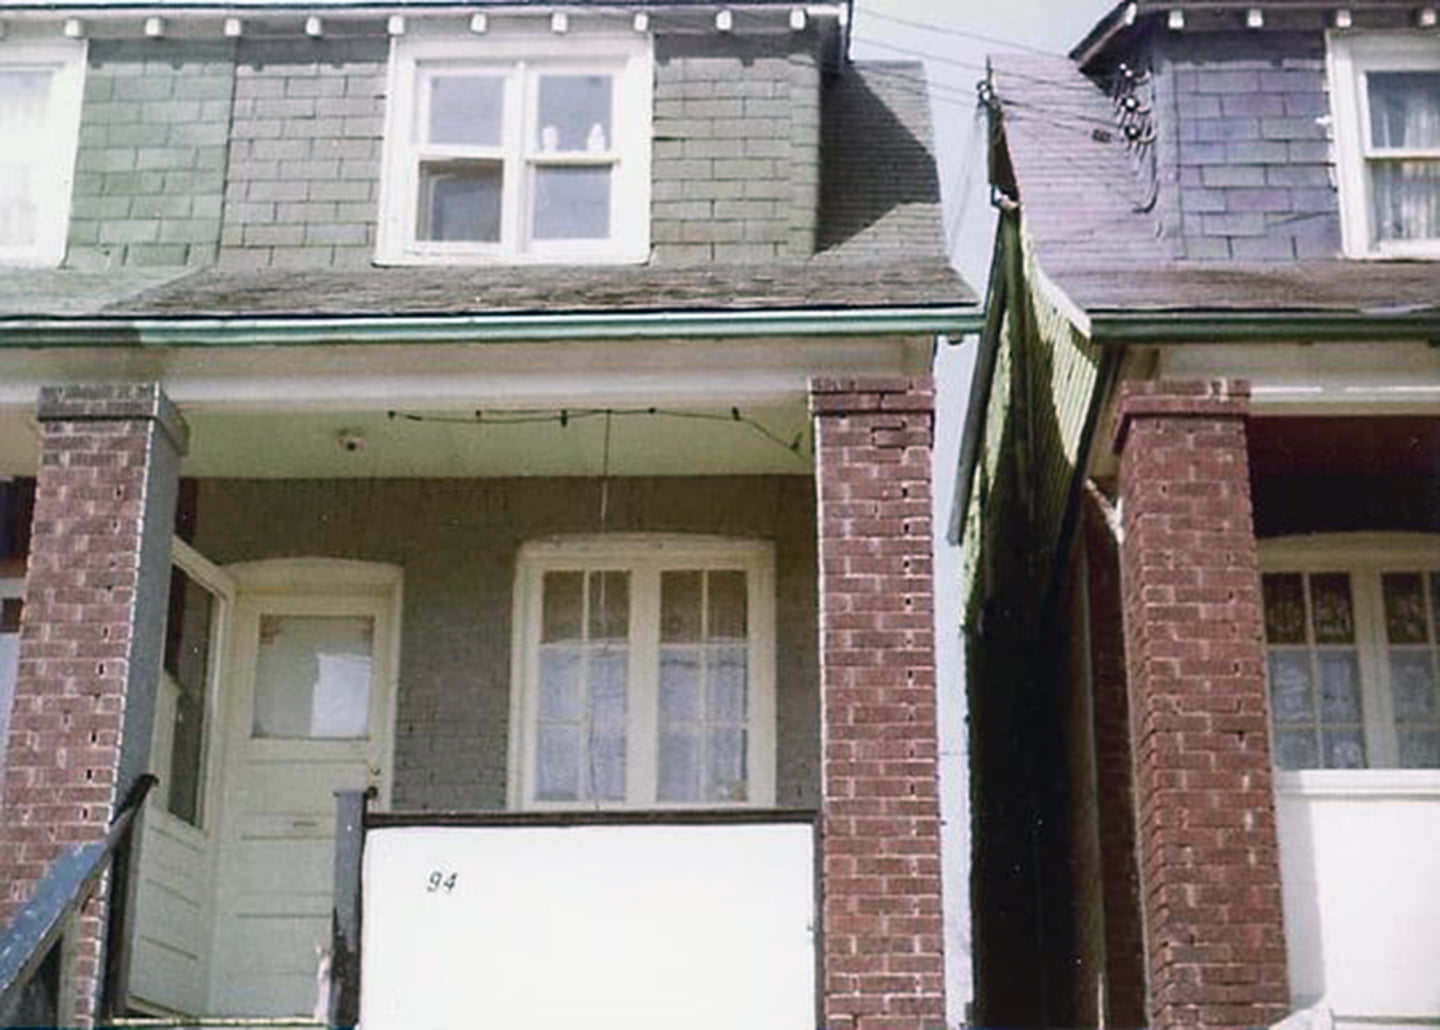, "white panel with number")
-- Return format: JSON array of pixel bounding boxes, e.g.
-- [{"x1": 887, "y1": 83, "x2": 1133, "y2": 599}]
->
[{"x1": 360, "y1": 822, "x2": 816, "y2": 1029}]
